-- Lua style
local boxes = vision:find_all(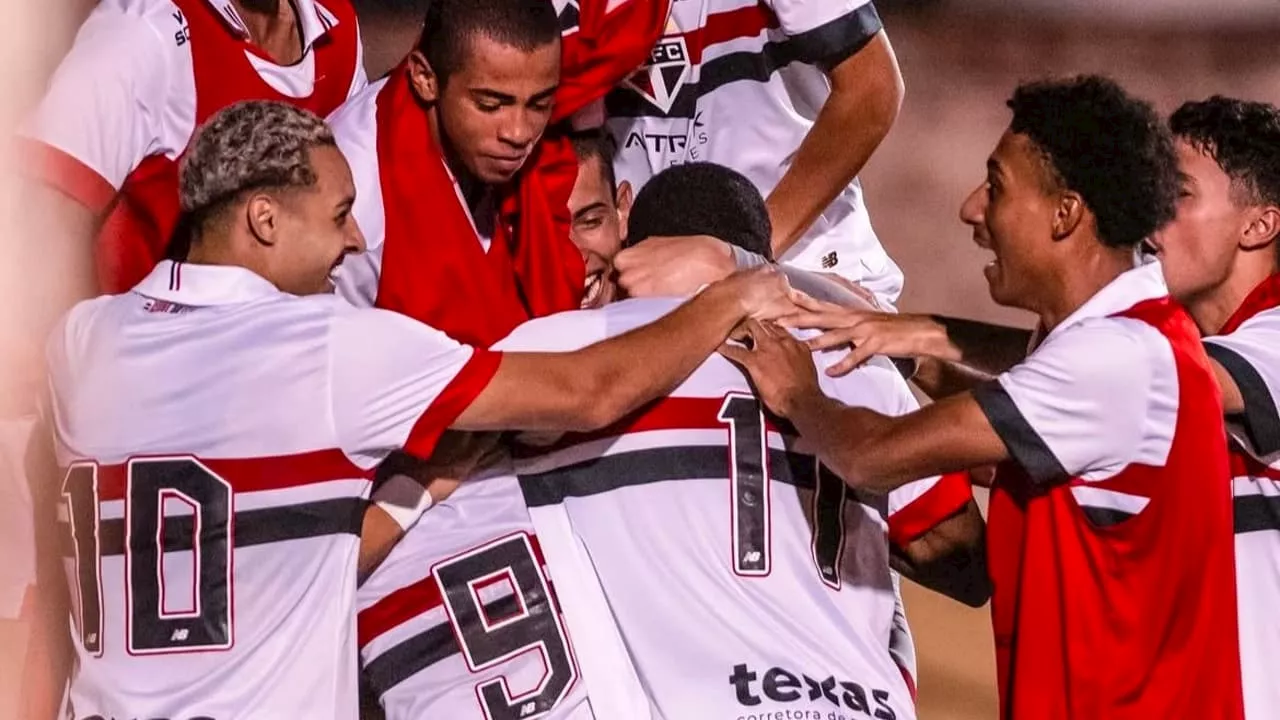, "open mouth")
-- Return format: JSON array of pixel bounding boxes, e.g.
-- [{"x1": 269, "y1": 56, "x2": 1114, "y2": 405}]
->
[
  {"x1": 327, "y1": 257, "x2": 345, "y2": 285},
  {"x1": 581, "y1": 272, "x2": 605, "y2": 308}
]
